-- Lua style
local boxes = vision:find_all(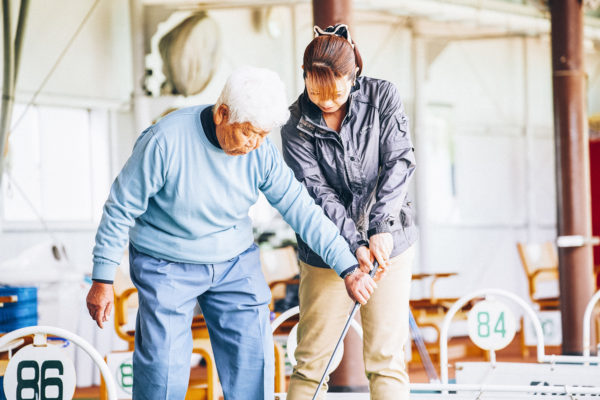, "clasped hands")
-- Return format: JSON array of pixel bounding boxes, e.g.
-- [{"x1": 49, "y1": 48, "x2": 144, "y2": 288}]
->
[{"x1": 344, "y1": 232, "x2": 393, "y2": 305}]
